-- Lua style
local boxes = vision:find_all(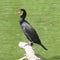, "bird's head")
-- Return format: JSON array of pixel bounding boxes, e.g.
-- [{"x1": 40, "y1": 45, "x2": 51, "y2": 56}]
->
[{"x1": 17, "y1": 9, "x2": 27, "y2": 19}]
